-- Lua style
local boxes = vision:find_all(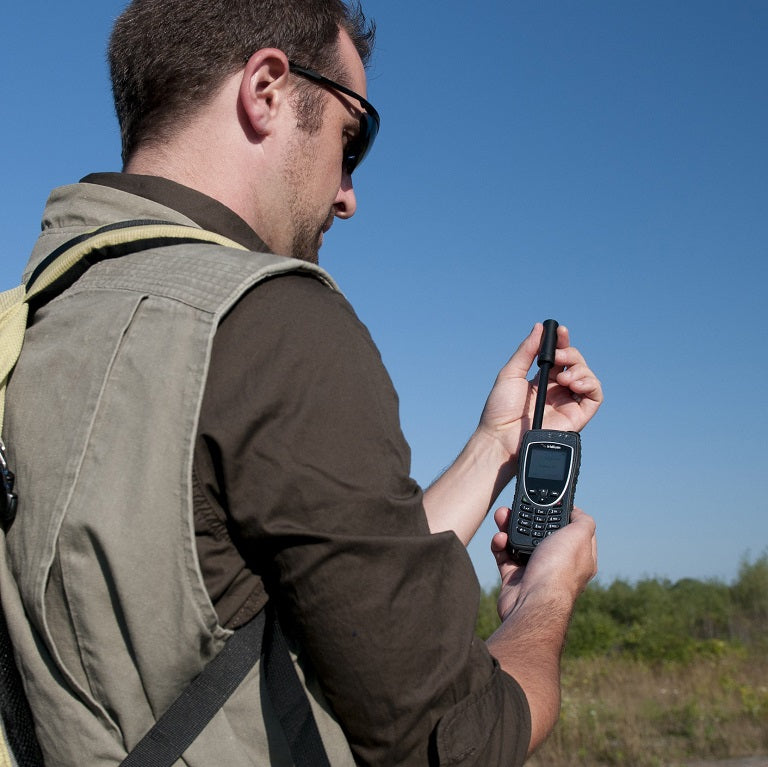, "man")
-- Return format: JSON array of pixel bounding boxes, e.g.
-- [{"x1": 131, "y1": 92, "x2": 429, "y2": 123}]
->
[{"x1": 1, "y1": 1, "x2": 602, "y2": 765}]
